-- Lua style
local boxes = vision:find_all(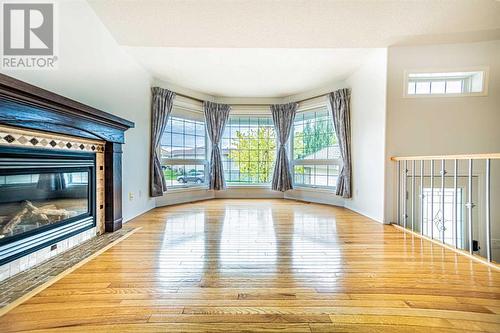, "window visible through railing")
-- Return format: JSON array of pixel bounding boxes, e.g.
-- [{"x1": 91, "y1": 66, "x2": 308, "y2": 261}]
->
[
  {"x1": 422, "y1": 188, "x2": 464, "y2": 248},
  {"x1": 393, "y1": 154, "x2": 500, "y2": 264}
]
